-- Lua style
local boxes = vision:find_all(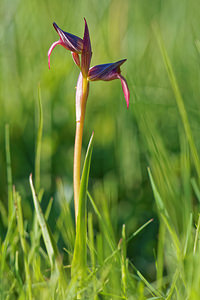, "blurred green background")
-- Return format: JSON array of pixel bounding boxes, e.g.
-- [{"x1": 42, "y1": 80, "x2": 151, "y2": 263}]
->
[{"x1": 1, "y1": 0, "x2": 200, "y2": 280}]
